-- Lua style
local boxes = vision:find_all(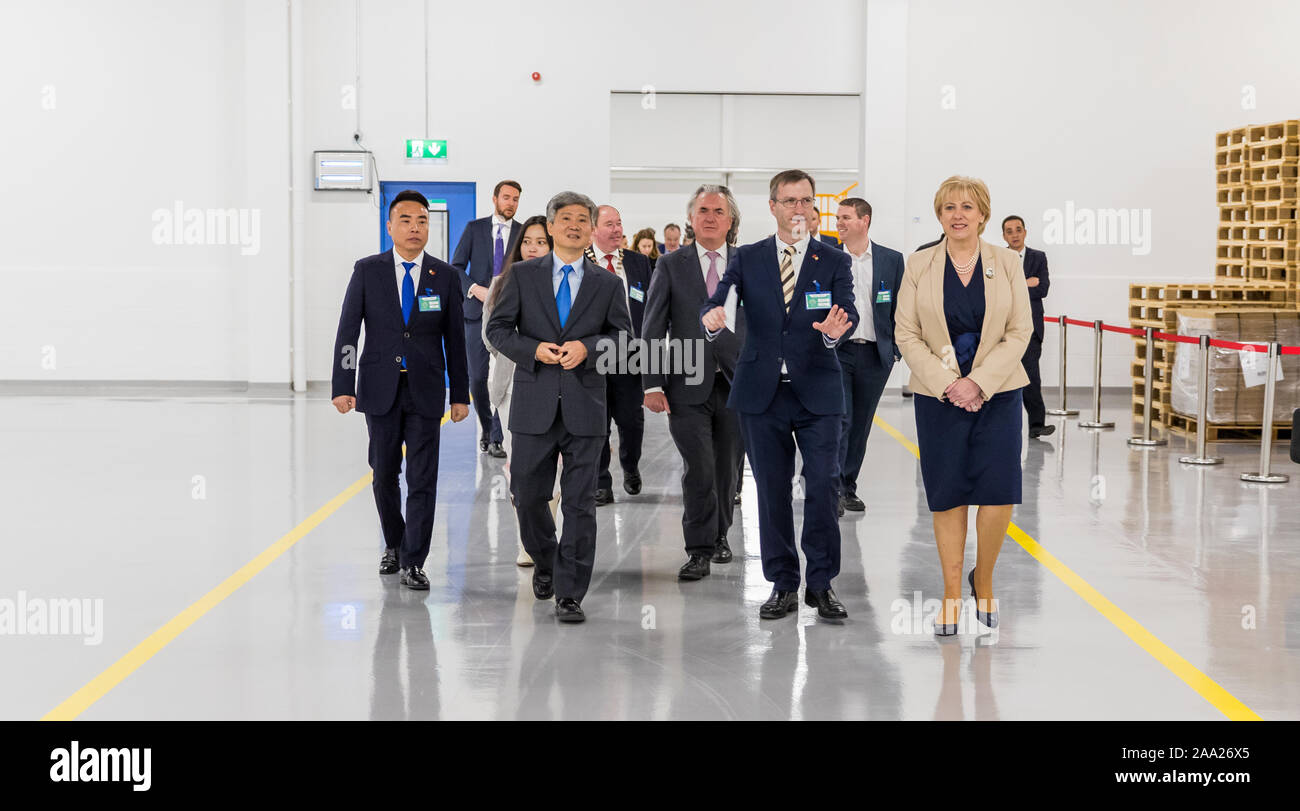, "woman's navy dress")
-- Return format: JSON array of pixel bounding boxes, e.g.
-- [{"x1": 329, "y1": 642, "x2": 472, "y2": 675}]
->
[{"x1": 913, "y1": 255, "x2": 1023, "y2": 512}]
